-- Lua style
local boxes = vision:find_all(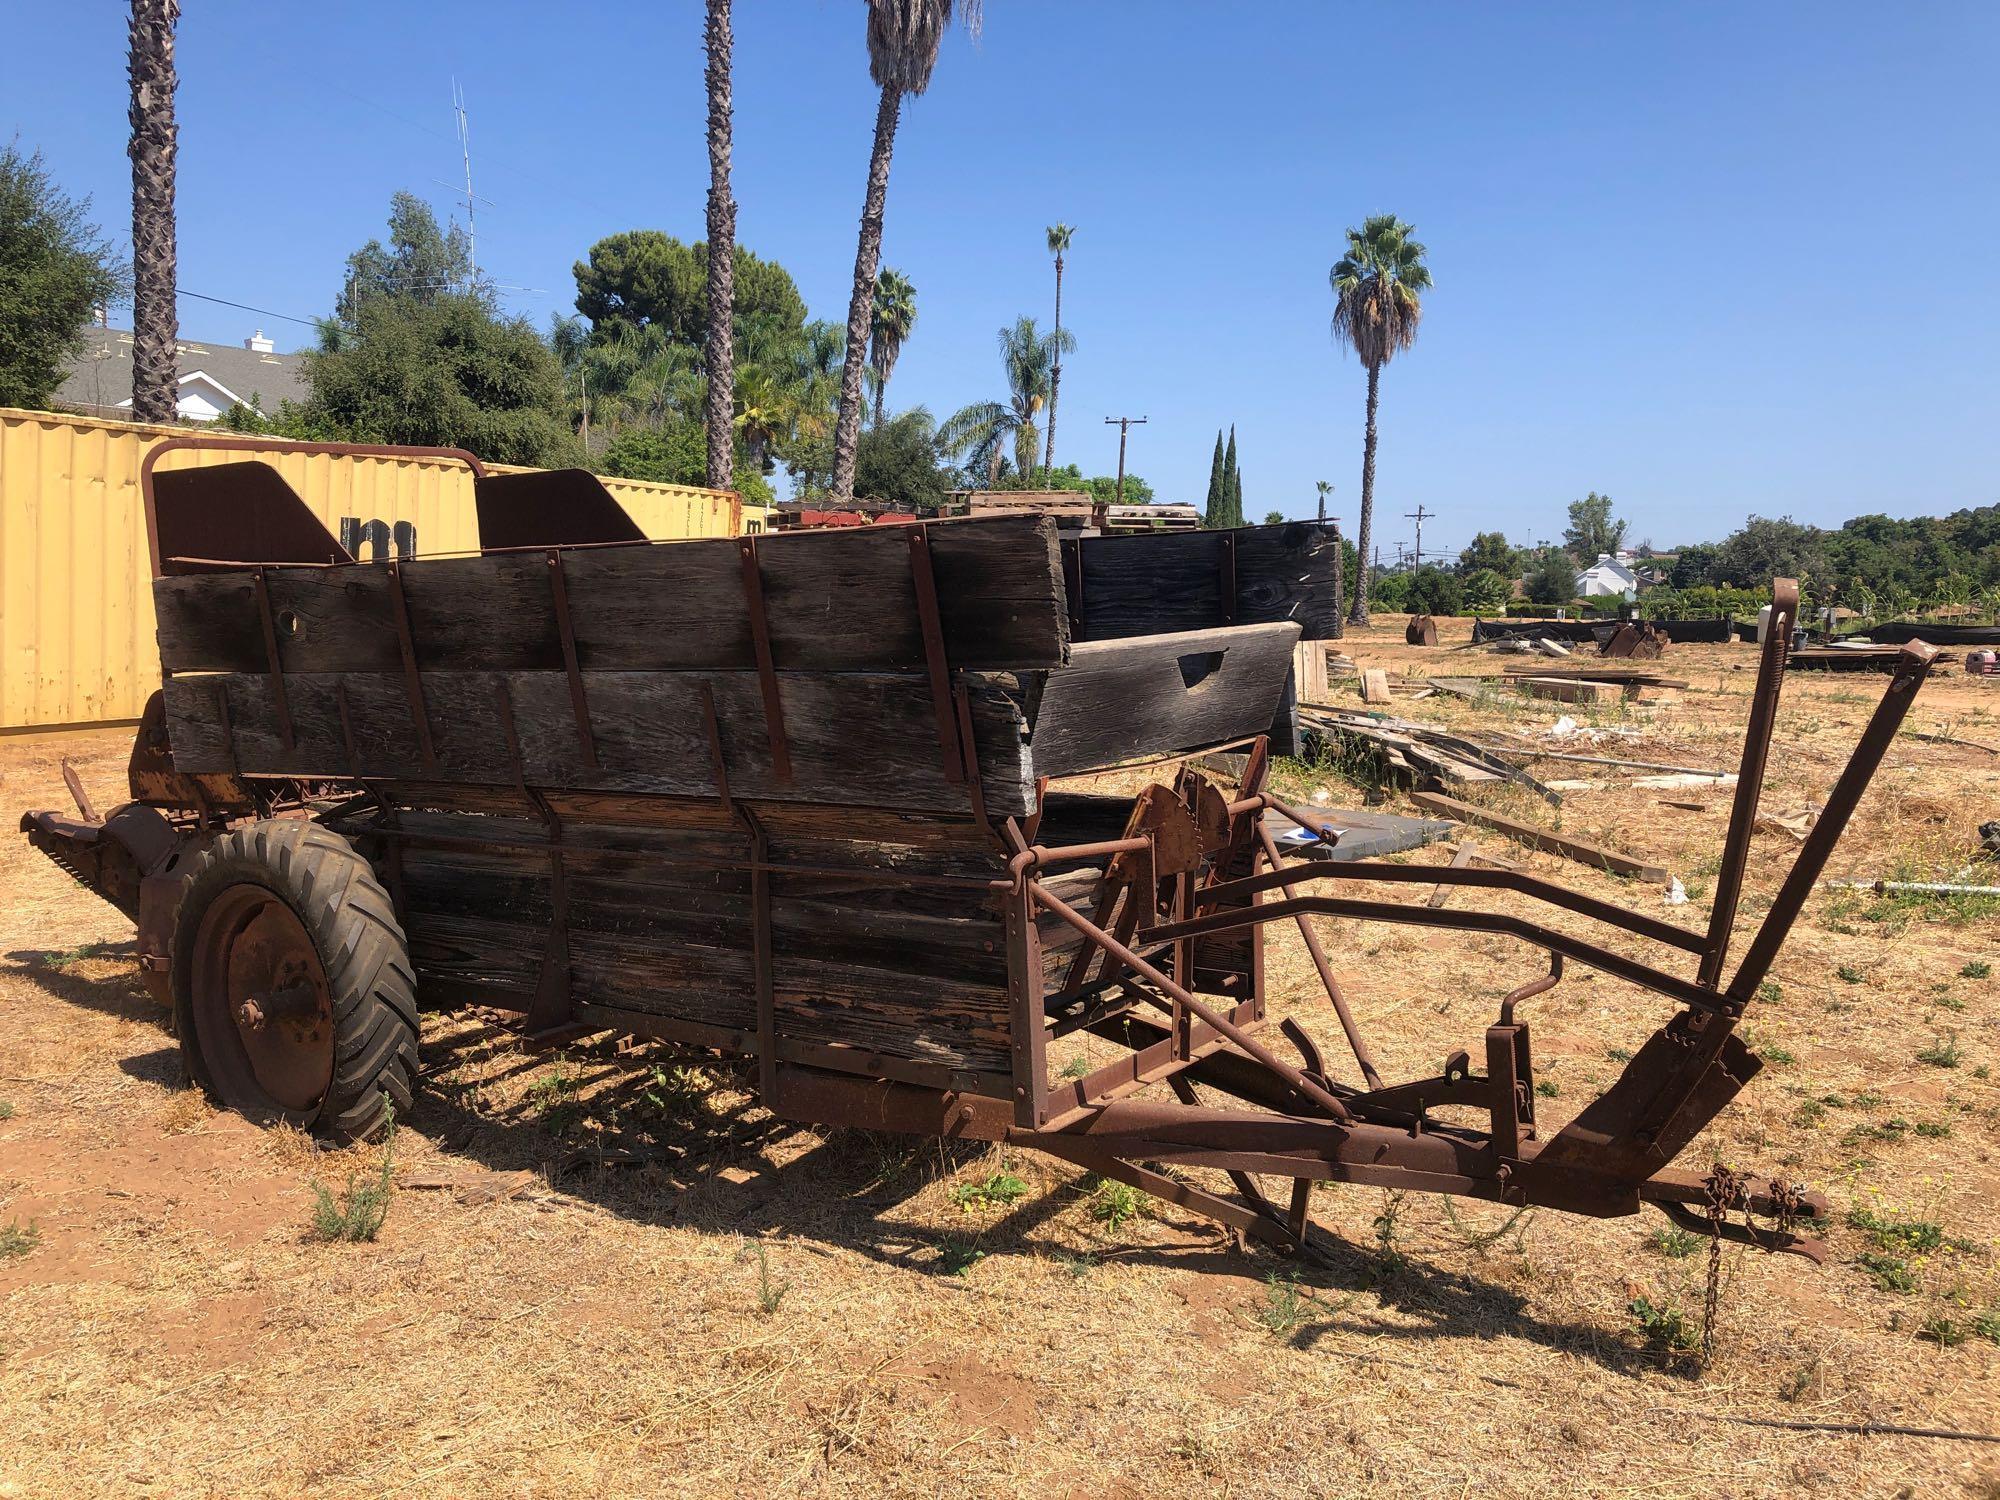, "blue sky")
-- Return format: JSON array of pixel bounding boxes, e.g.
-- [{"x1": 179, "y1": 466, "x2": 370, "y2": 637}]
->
[{"x1": 7, "y1": 2, "x2": 1997, "y2": 555}]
